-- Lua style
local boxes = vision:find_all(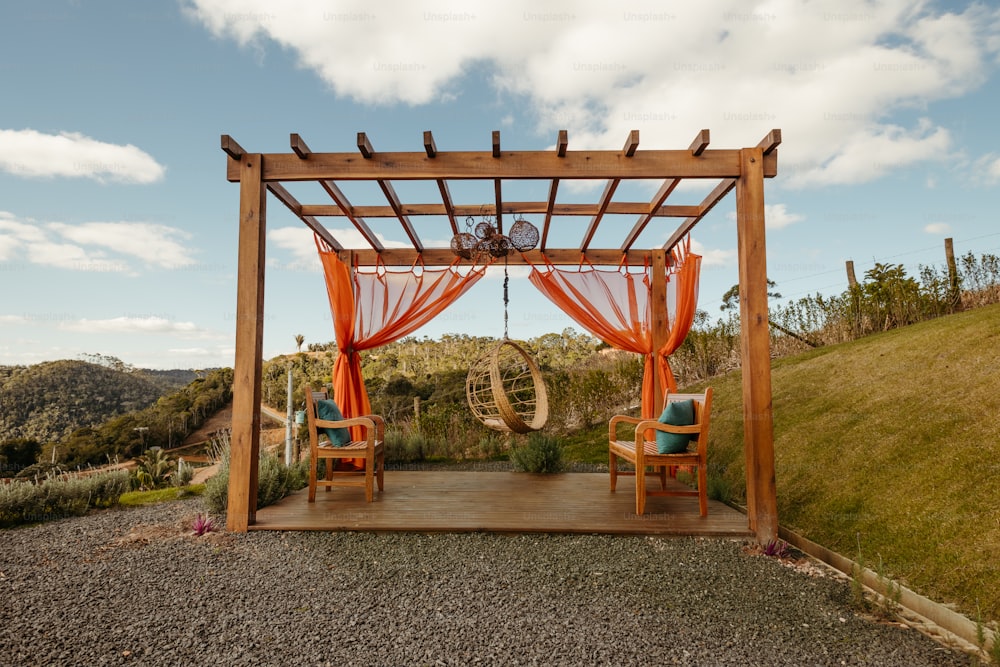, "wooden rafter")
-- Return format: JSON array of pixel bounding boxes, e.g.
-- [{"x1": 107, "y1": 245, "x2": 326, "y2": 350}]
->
[
  {"x1": 221, "y1": 130, "x2": 780, "y2": 267},
  {"x1": 318, "y1": 179, "x2": 383, "y2": 251}
]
